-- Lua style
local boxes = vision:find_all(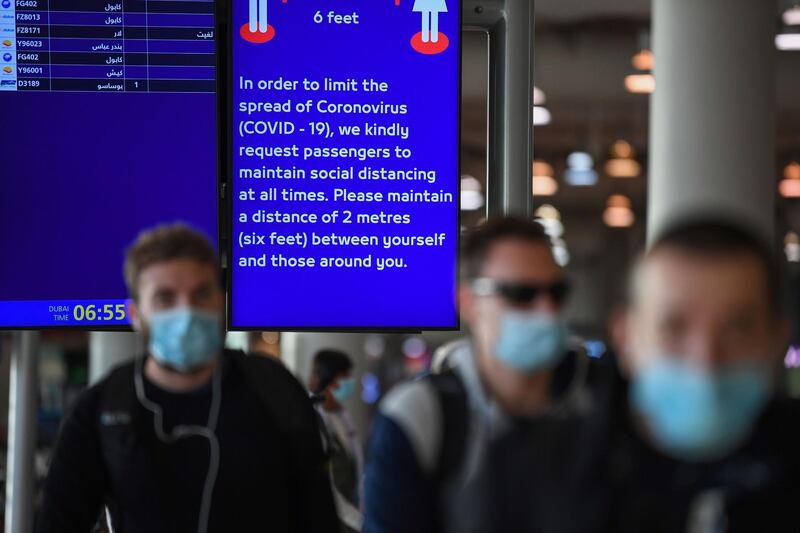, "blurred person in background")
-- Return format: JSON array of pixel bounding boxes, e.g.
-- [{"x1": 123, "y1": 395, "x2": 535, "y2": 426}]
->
[
  {"x1": 587, "y1": 219, "x2": 800, "y2": 532},
  {"x1": 363, "y1": 216, "x2": 602, "y2": 533},
  {"x1": 309, "y1": 349, "x2": 364, "y2": 533},
  {"x1": 37, "y1": 223, "x2": 337, "y2": 533}
]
